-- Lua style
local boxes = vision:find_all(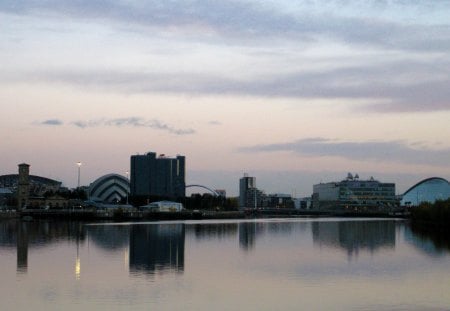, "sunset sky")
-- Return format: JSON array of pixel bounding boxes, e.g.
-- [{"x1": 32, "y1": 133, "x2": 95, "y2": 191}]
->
[{"x1": 1, "y1": 1, "x2": 449, "y2": 196}]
